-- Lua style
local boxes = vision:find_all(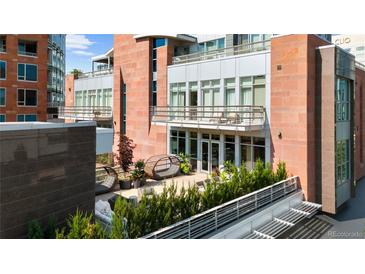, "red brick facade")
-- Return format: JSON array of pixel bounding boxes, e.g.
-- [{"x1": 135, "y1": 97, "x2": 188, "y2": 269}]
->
[
  {"x1": 113, "y1": 35, "x2": 174, "y2": 161},
  {"x1": 0, "y1": 34, "x2": 48, "y2": 122}
]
